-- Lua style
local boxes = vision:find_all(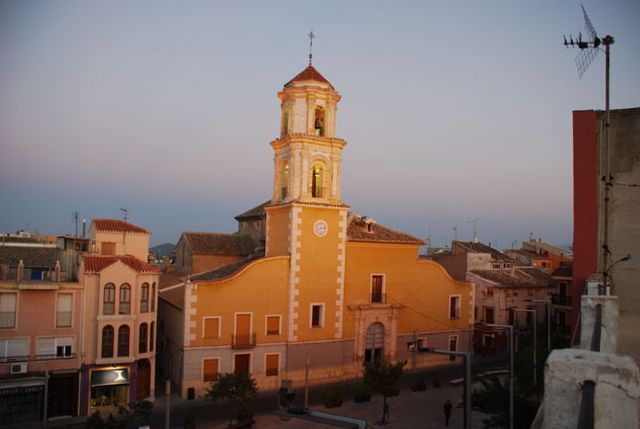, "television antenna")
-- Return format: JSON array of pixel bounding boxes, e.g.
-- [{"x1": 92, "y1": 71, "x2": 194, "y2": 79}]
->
[
  {"x1": 120, "y1": 208, "x2": 128, "y2": 222},
  {"x1": 467, "y1": 219, "x2": 480, "y2": 242},
  {"x1": 564, "y1": 4, "x2": 614, "y2": 289}
]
